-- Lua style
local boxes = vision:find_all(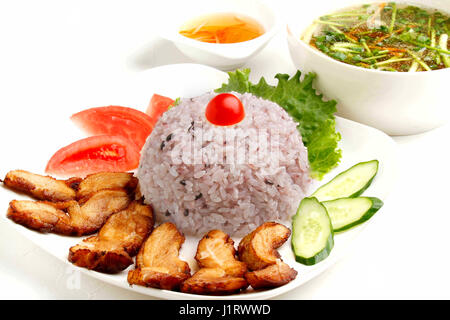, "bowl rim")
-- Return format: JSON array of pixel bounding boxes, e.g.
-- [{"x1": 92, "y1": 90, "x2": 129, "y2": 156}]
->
[{"x1": 286, "y1": 1, "x2": 450, "y2": 76}]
